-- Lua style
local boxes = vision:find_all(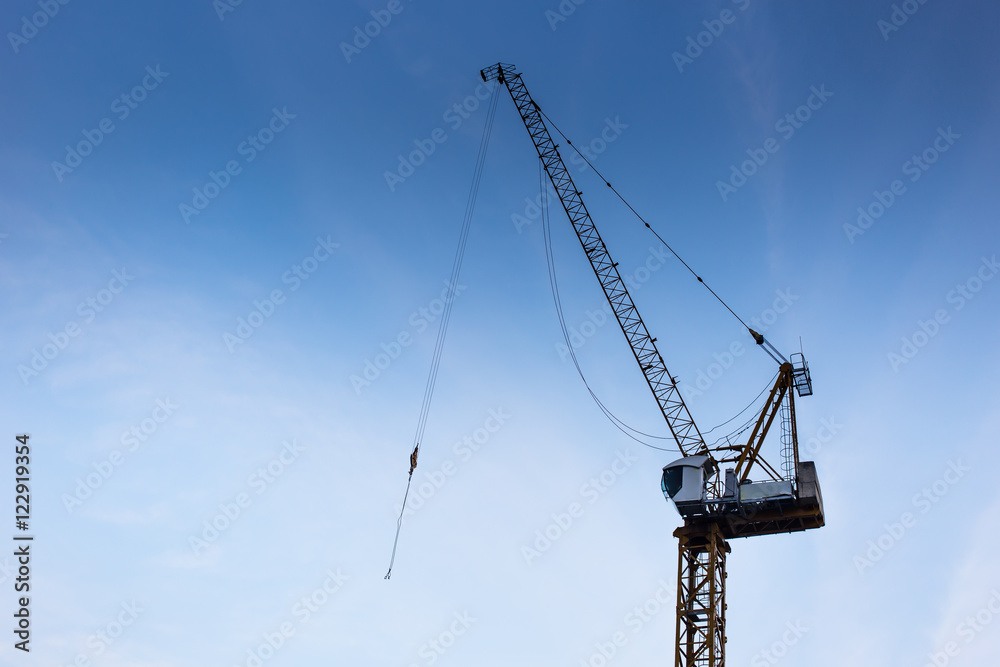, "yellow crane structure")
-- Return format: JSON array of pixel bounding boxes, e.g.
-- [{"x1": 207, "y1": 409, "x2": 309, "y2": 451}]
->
[{"x1": 480, "y1": 63, "x2": 825, "y2": 666}]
